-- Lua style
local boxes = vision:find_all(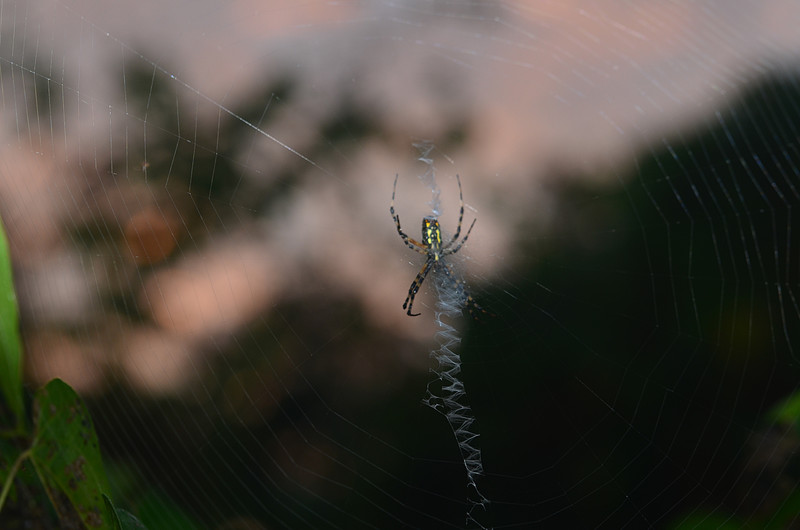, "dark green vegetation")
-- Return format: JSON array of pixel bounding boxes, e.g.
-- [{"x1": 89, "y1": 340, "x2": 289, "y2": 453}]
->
[
  {"x1": 0, "y1": 216, "x2": 146, "y2": 529},
  {"x1": 463, "y1": 74, "x2": 800, "y2": 528}
]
